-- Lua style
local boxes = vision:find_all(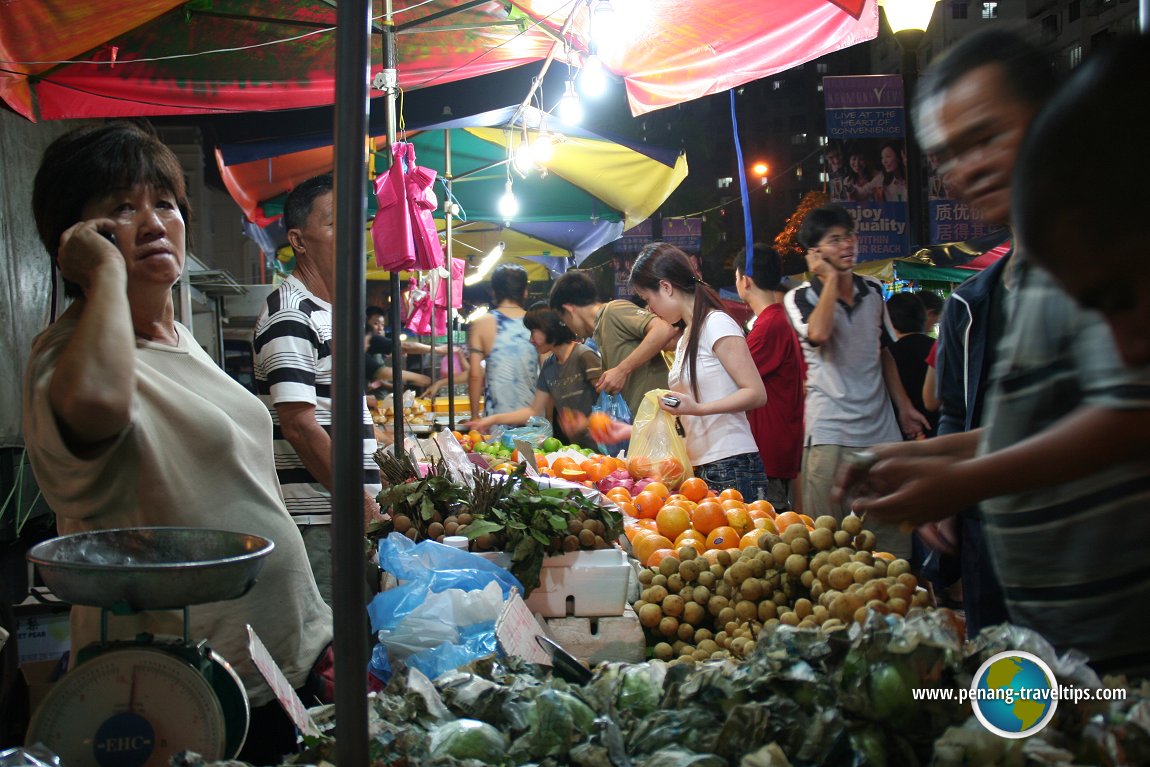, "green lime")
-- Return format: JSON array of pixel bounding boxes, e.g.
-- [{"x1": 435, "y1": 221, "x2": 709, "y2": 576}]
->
[{"x1": 542, "y1": 437, "x2": 562, "y2": 453}]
